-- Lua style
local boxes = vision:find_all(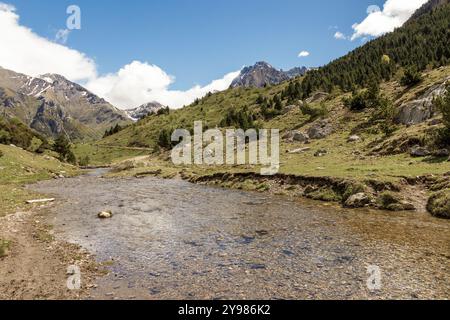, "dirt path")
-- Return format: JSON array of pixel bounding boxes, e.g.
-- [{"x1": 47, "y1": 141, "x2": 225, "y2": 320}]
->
[{"x1": 0, "y1": 205, "x2": 100, "y2": 300}]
